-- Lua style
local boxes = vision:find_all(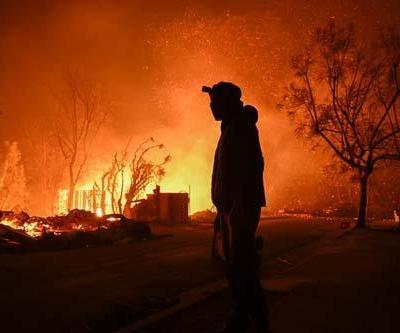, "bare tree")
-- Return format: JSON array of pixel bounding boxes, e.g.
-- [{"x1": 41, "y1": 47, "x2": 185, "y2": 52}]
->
[
  {"x1": 93, "y1": 169, "x2": 111, "y2": 215},
  {"x1": 92, "y1": 138, "x2": 170, "y2": 216},
  {"x1": 54, "y1": 72, "x2": 109, "y2": 211},
  {"x1": 123, "y1": 138, "x2": 171, "y2": 217},
  {"x1": 107, "y1": 147, "x2": 129, "y2": 214},
  {"x1": 283, "y1": 21, "x2": 400, "y2": 227}
]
